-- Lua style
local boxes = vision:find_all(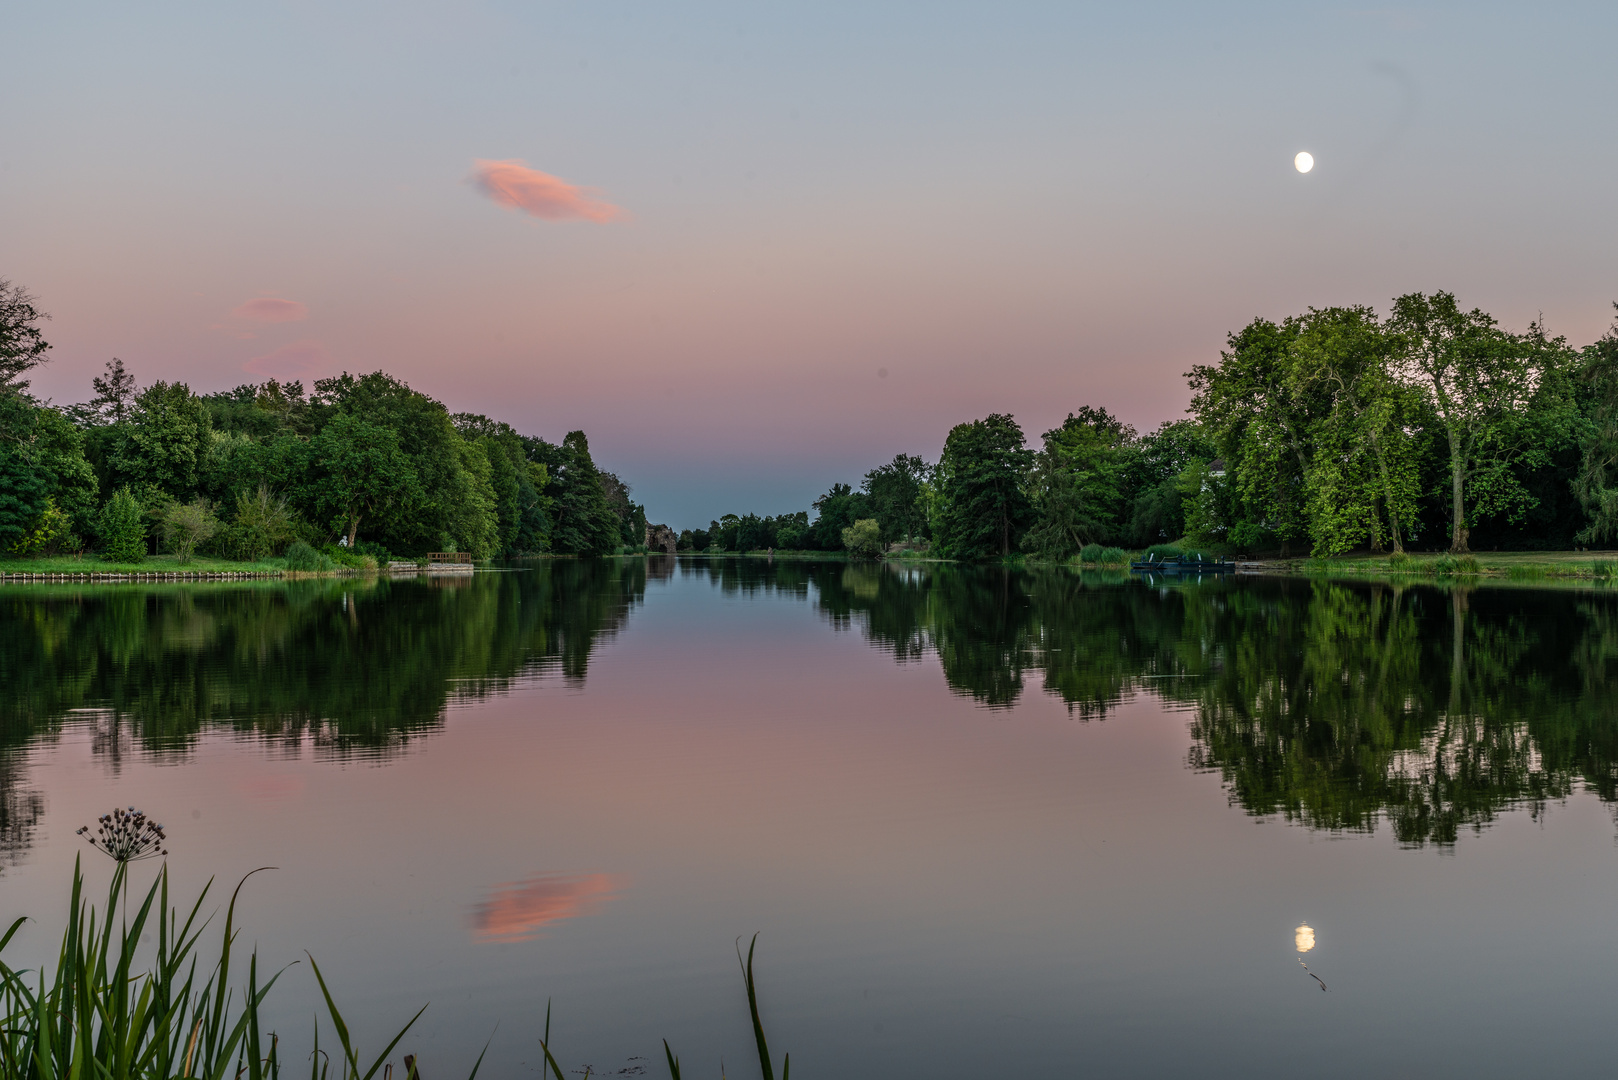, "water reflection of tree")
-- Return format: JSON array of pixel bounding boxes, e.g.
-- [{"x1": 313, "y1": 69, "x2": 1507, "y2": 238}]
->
[
  {"x1": 0, "y1": 560, "x2": 646, "y2": 760},
  {"x1": 773, "y1": 560, "x2": 1618, "y2": 847}
]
